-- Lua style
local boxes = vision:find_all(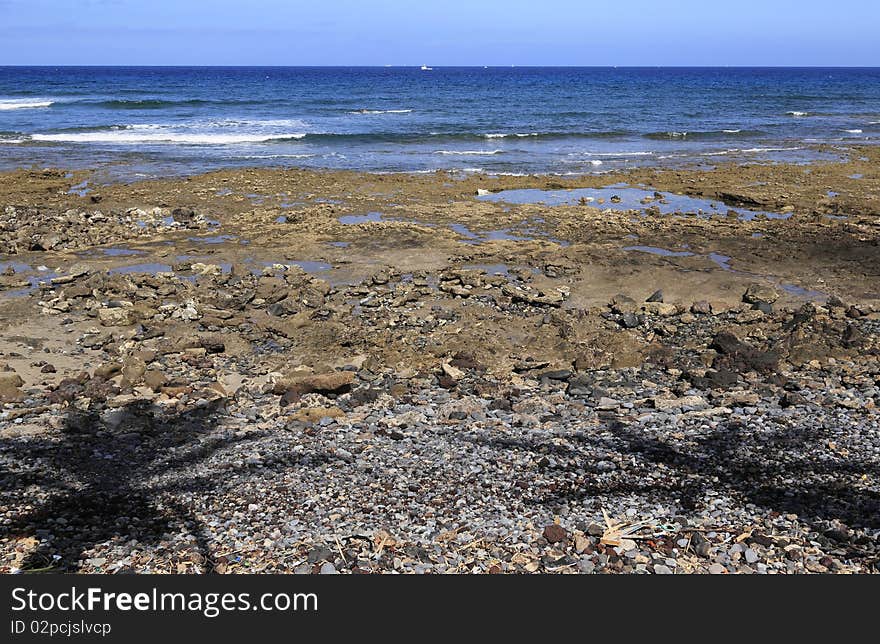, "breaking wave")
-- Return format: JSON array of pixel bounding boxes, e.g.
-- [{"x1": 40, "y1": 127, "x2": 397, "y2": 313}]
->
[{"x1": 0, "y1": 99, "x2": 54, "y2": 111}]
